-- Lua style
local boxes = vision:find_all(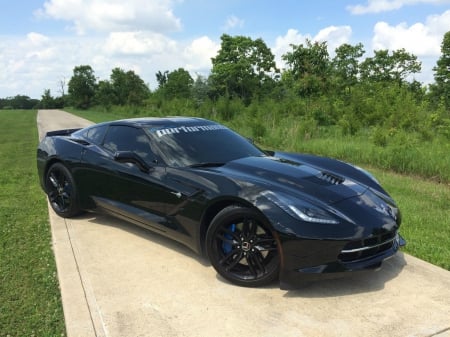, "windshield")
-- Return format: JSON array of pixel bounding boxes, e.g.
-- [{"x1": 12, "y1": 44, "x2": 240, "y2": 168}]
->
[{"x1": 146, "y1": 123, "x2": 264, "y2": 167}]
